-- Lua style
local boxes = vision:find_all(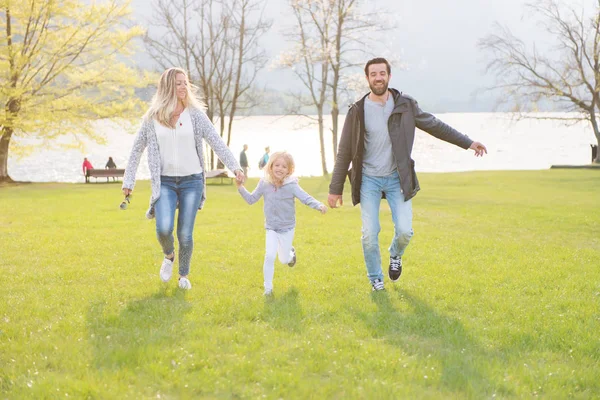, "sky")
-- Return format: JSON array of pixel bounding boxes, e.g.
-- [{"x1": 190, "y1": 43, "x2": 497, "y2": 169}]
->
[{"x1": 129, "y1": 0, "x2": 562, "y2": 112}]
